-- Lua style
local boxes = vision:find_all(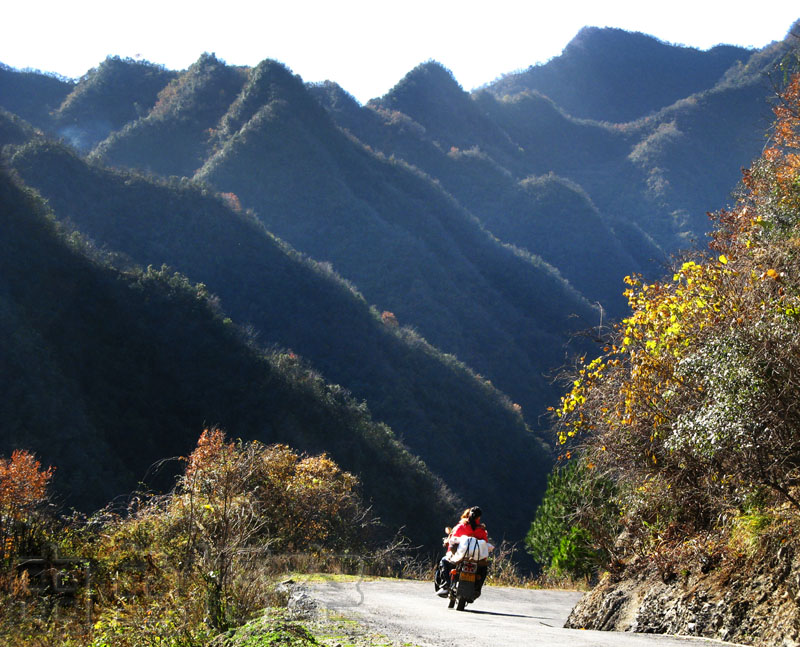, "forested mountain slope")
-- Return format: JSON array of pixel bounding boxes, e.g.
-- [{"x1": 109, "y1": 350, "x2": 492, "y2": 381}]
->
[
  {"x1": 0, "y1": 63, "x2": 72, "y2": 128},
  {"x1": 312, "y1": 75, "x2": 650, "y2": 317},
  {"x1": 192, "y1": 60, "x2": 594, "y2": 417},
  {"x1": 0, "y1": 167, "x2": 457, "y2": 543},
  {"x1": 93, "y1": 53, "x2": 247, "y2": 177},
  {"x1": 318, "y1": 29, "x2": 794, "y2": 291},
  {"x1": 53, "y1": 56, "x2": 178, "y2": 151},
  {"x1": 1, "y1": 21, "x2": 797, "y2": 546},
  {"x1": 486, "y1": 27, "x2": 753, "y2": 122},
  {"x1": 6, "y1": 130, "x2": 552, "y2": 541}
]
